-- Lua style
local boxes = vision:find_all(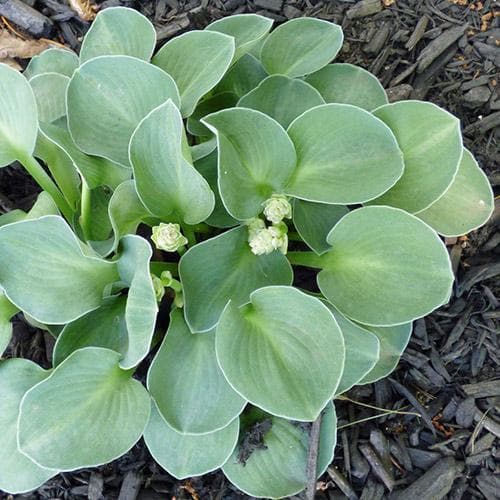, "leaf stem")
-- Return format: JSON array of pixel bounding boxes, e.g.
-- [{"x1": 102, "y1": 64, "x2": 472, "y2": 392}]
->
[
  {"x1": 80, "y1": 181, "x2": 92, "y2": 241},
  {"x1": 181, "y1": 224, "x2": 197, "y2": 247},
  {"x1": 287, "y1": 251, "x2": 325, "y2": 269},
  {"x1": 18, "y1": 154, "x2": 73, "y2": 221}
]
